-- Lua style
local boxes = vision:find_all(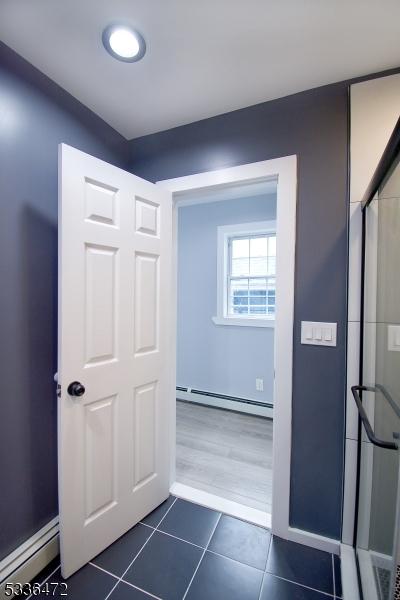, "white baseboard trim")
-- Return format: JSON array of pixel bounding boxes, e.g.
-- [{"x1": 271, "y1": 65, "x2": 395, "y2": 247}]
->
[
  {"x1": 285, "y1": 526, "x2": 341, "y2": 555},
  {"x1": 341, "y1": 543, "x2": 361, "y2": 600},
  {"x1": 0, "y1": 519, "x2": 59, "y2": 600},
  {"x1": 170, "y1": 482, "x2": 271, "y2": 529},
  {"x1": 176, "y1": 389, "x2": 273, "y2": 418}
]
